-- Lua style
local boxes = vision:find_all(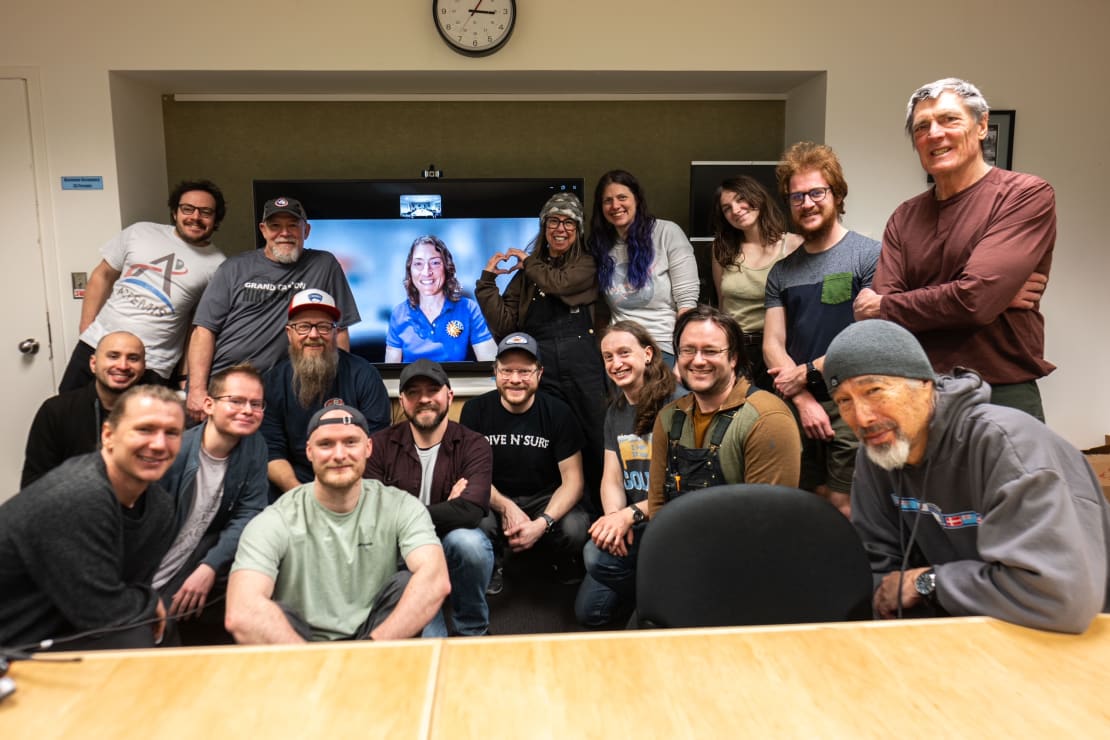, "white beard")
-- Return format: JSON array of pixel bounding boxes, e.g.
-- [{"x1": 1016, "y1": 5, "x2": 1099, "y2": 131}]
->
[{"x1": 864, "y1": 433, "x2": 912, "y2": 471}]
